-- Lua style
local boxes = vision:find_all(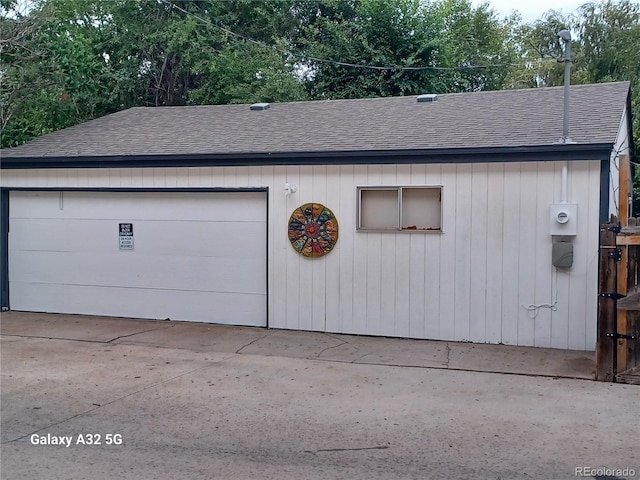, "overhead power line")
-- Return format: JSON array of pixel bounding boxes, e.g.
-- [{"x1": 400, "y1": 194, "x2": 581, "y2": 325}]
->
[{"x1": 160, "y1": 0, "x2": 543, "y2": 72}]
